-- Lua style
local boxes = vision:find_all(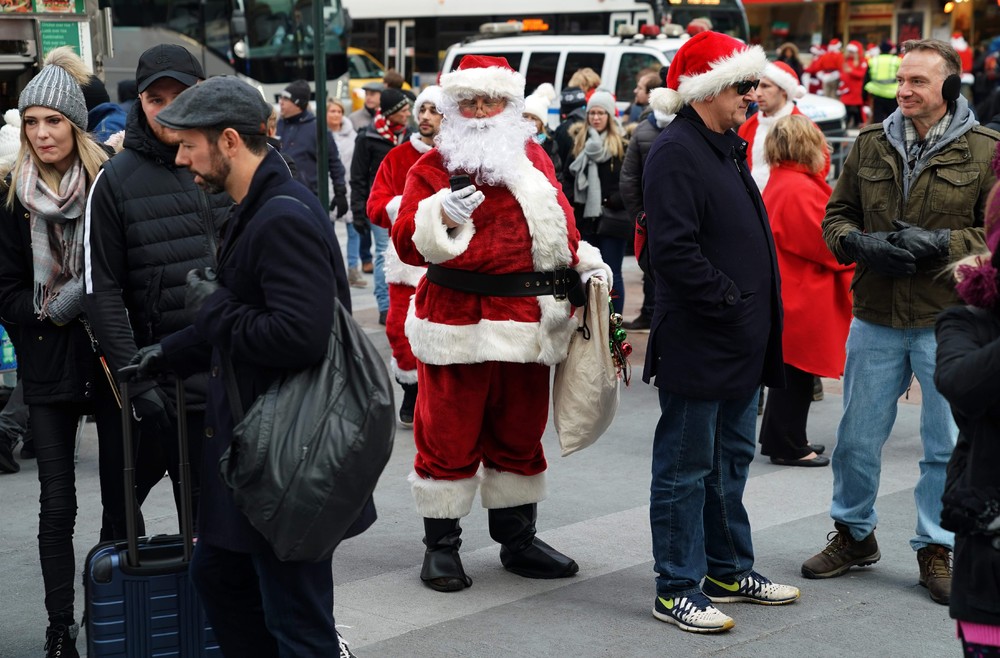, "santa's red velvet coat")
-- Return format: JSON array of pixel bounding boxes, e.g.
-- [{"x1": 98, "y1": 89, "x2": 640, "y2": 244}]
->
[
  {"x1": 366, "y1": 134, "x2": 430, "y2": 383},
  {"x1": 763, "y1": 163, "x2": 853, "y2": 378},
  {"x1": 391, "y1": 140, "x2": 609, "y2": 517}
]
